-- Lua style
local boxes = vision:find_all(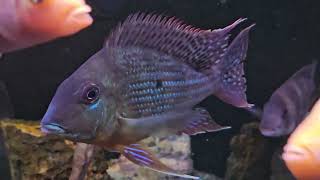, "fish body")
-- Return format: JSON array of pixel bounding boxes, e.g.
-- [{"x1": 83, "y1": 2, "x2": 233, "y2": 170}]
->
[
  {"x1": 0, "y1": 0, "x2": 93, "y2": 54},
  {"x1": 259, "y1": 62, "x2": 318, "y2": 137},
  {"x1": 282, "y1": 97, "x2": 320, "y2": 180},
  {"x1": 41, "y1": 13, "x2": 253, "y2": 179}
]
